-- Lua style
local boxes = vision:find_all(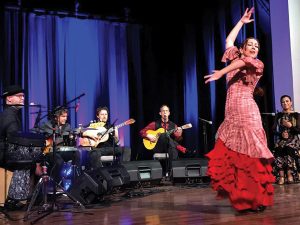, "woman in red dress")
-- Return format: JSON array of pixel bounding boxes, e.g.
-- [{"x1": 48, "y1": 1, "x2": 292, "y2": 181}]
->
[{"x1": 204, "y1": 8, "x2": 275, "y2": 212}]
